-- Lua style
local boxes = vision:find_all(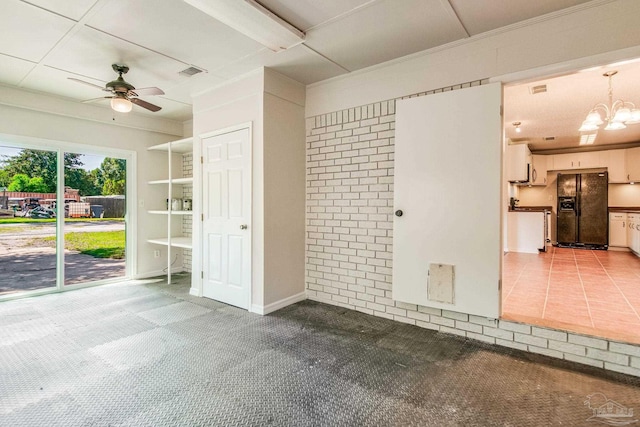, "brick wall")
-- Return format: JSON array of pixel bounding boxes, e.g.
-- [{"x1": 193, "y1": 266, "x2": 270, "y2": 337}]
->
[
  {"x1": 304, "y1": 81, "x2": 640, "y2": 377},
  {"x1": 182, "y1": 152, "x2": 193, "y2": 272}
]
